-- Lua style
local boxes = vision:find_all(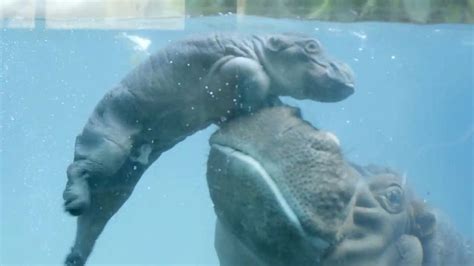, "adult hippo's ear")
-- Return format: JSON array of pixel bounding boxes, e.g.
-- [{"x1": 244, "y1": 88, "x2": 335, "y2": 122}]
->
[{"x1": 267, "y1": 36, "x2": 292, "y2": 52}]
